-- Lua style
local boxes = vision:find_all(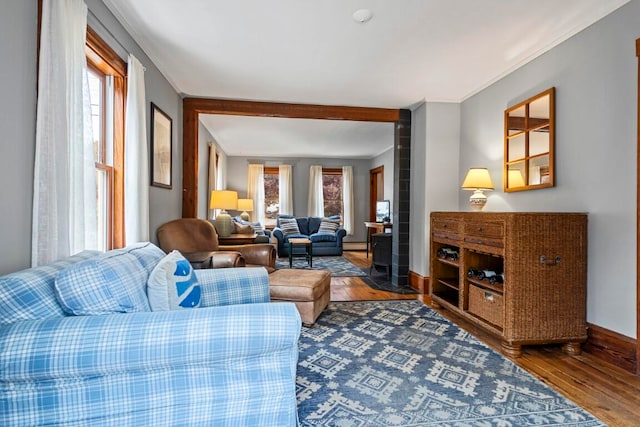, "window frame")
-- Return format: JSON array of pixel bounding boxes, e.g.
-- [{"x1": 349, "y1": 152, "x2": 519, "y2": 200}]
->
[{"x1": 85, "y1": 27, "x2": 127, "y2": 249}]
